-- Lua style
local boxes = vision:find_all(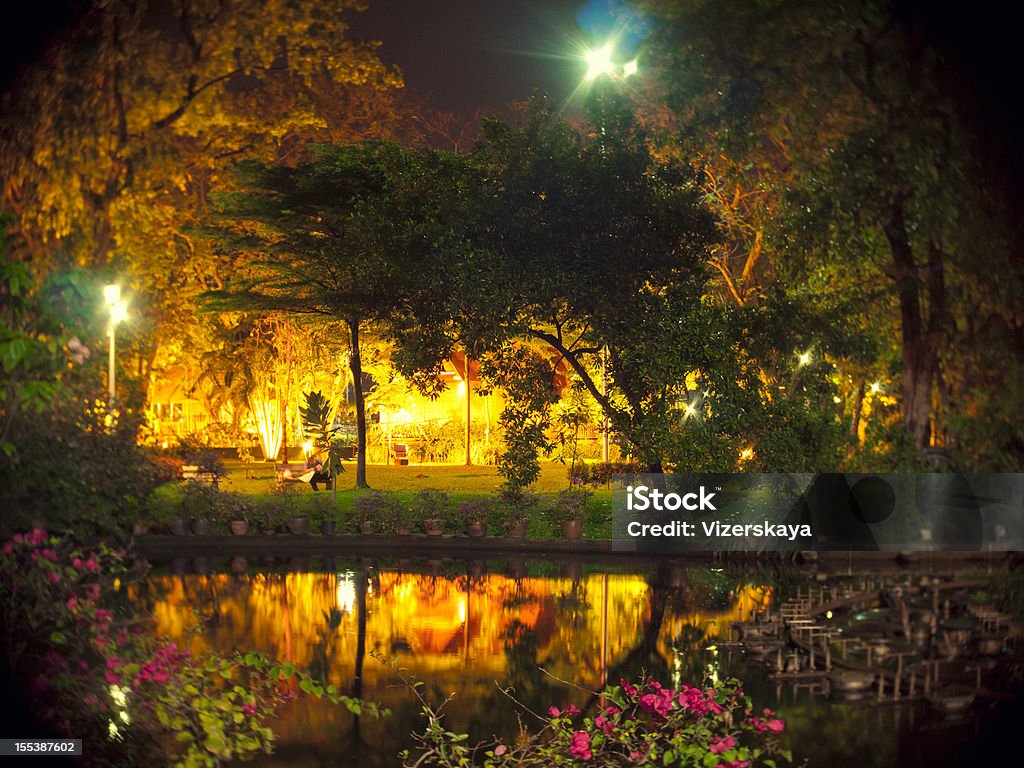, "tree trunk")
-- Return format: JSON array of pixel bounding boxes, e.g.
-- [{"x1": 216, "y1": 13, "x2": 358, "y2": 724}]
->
[
  {"x1": 883, "y1": 201, "x2": 945, "y2": 451},
  {"x1": 348, "y1": 319, "x2": 369, "y2": 488}
]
